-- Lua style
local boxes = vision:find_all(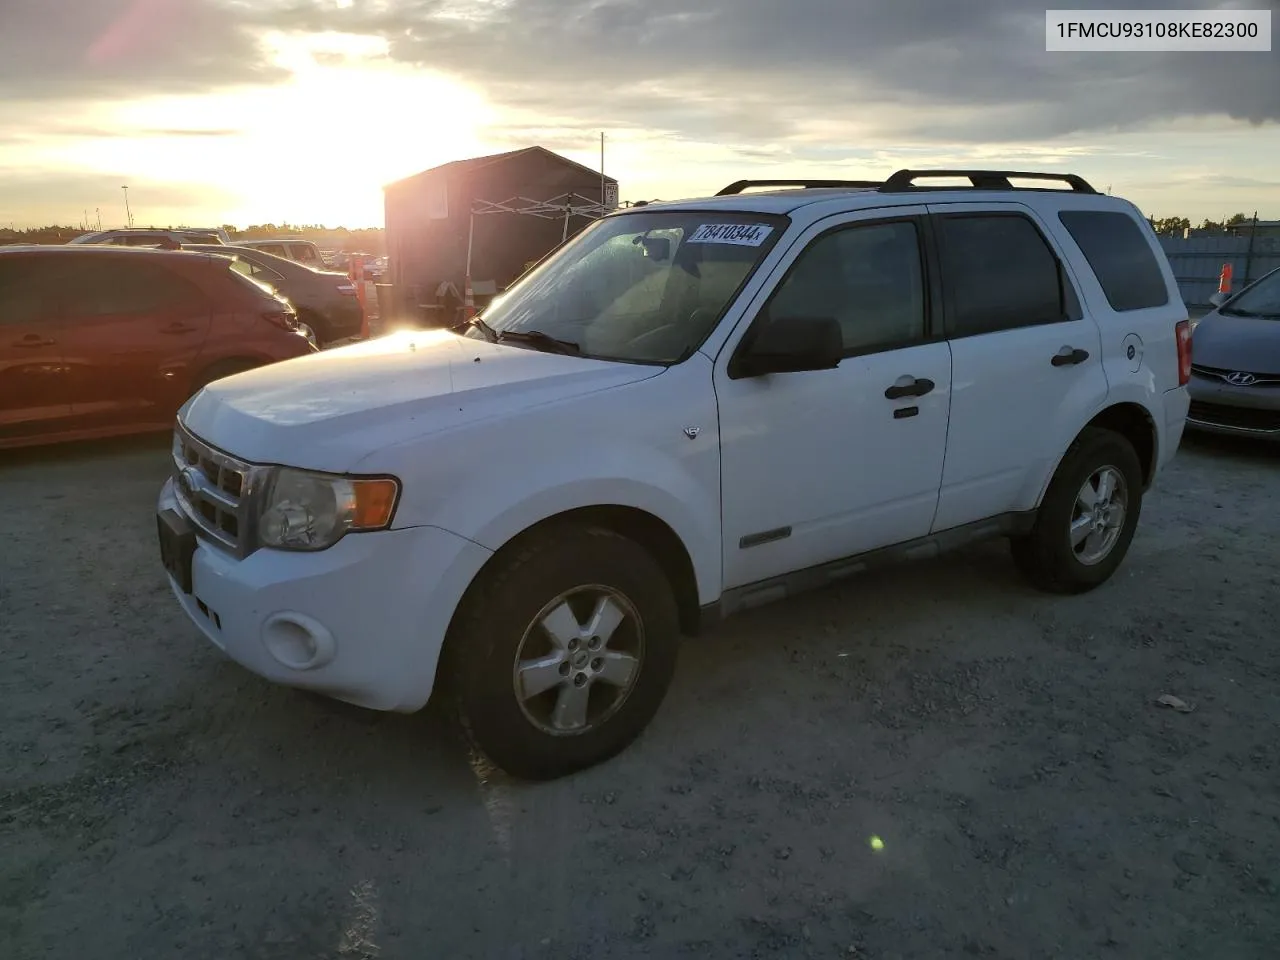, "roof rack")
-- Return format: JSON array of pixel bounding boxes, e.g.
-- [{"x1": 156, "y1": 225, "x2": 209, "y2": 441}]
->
[
  {"x1": 715, "y1": 179, "x2": 883, "y2": 196},
  {"x1": 878, "y1": 169, "x2": 1098, "y2": 194}
]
